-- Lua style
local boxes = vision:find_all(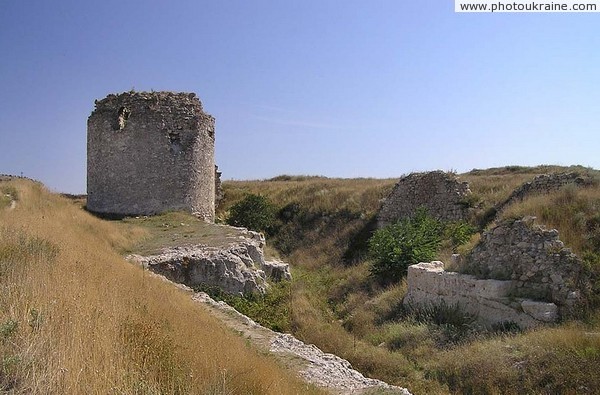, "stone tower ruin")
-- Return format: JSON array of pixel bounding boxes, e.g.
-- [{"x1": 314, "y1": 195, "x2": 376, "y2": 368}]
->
[
  {"x1": 377, "y1": 171, "x2": 472, "y2": 228},
  {"x1": 87, "y1": 91, "x2": 215, "y2": 221}
]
